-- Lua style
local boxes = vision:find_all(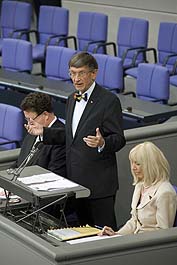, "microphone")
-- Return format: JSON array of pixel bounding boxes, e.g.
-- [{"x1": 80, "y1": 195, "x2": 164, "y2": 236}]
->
[{"x1": 8, "y1": 141, "x2": 43, "y2": 181}]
